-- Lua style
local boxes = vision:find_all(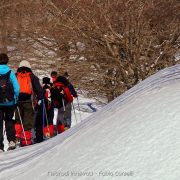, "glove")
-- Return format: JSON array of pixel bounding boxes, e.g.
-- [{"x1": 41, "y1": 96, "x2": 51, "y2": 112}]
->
[
  {"x1": 37, "y1": 100, "x2": 42, "y2": 106},
  {"x1": 73, "y1": 94, "x2": 78, "y2": 98},
  {"x1": 48, "y1": 97, "x2": 51, "y2": 103},
  {"x1": 59, "y1": 89, "x2": 64, "y2": 95}
]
